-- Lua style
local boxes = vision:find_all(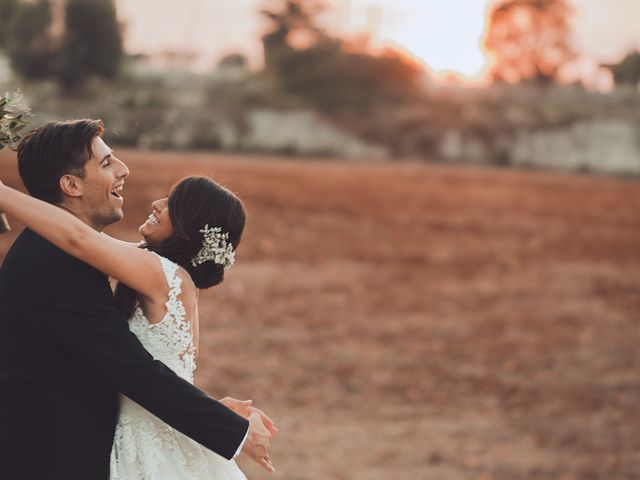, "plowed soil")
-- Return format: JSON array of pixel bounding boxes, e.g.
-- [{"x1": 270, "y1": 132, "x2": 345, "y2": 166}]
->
[{"x1": 1, "y1": 149, "x2": 639, "y2": 480}]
